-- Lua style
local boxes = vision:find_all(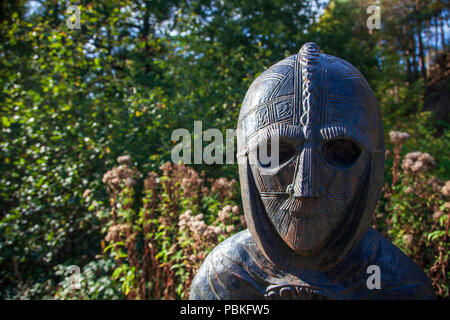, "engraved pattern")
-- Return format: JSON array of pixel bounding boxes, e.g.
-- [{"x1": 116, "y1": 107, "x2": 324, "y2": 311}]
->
[
  {"x1": 244, "y1": 100, "x2": 296, "y2": 144},
  {"x1": 256, "y1": 108, "x2": 269, "y2": 127},
  {"x1": 265, "y1": 284, "x2": 329, "y2": 300},
  {"x1": 299, "y1": 42, "x2": 321, "y2": 127},
  {"x1": 275, "y1": 101, "x2": 292, "y2": 121}
]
